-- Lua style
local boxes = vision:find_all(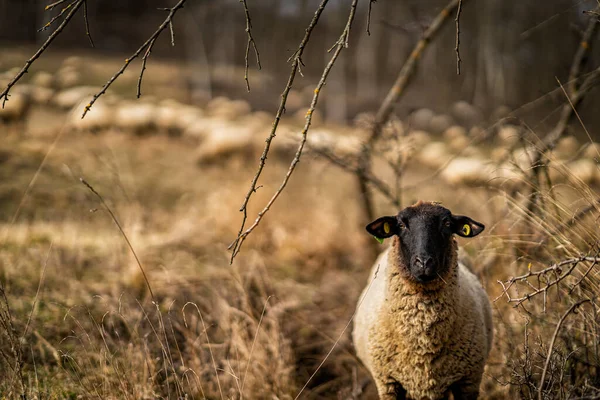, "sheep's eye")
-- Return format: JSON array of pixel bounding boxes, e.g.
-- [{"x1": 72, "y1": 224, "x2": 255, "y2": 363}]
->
[
  {"x1": 398, "y1": 221, "x2": 406, "y2": 230},
  {"x1": 444, "y1": 219, "x2": 452, "y2": 228}
]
